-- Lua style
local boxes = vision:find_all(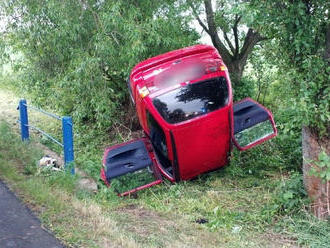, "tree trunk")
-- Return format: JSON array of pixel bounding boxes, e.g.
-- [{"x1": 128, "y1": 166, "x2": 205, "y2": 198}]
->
[
  {"x1": 198, "y1": 0, "x2": 264, "y2": 86},
  {"x1": 226, "y1": 59, "x2": 244, "y2": 84},
  {"x1": 303, "y1": 21, "x2": 330, "y2": 220},
  {"x1": 302, "y1": 126, "x2": 330, "y2": 219}
]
